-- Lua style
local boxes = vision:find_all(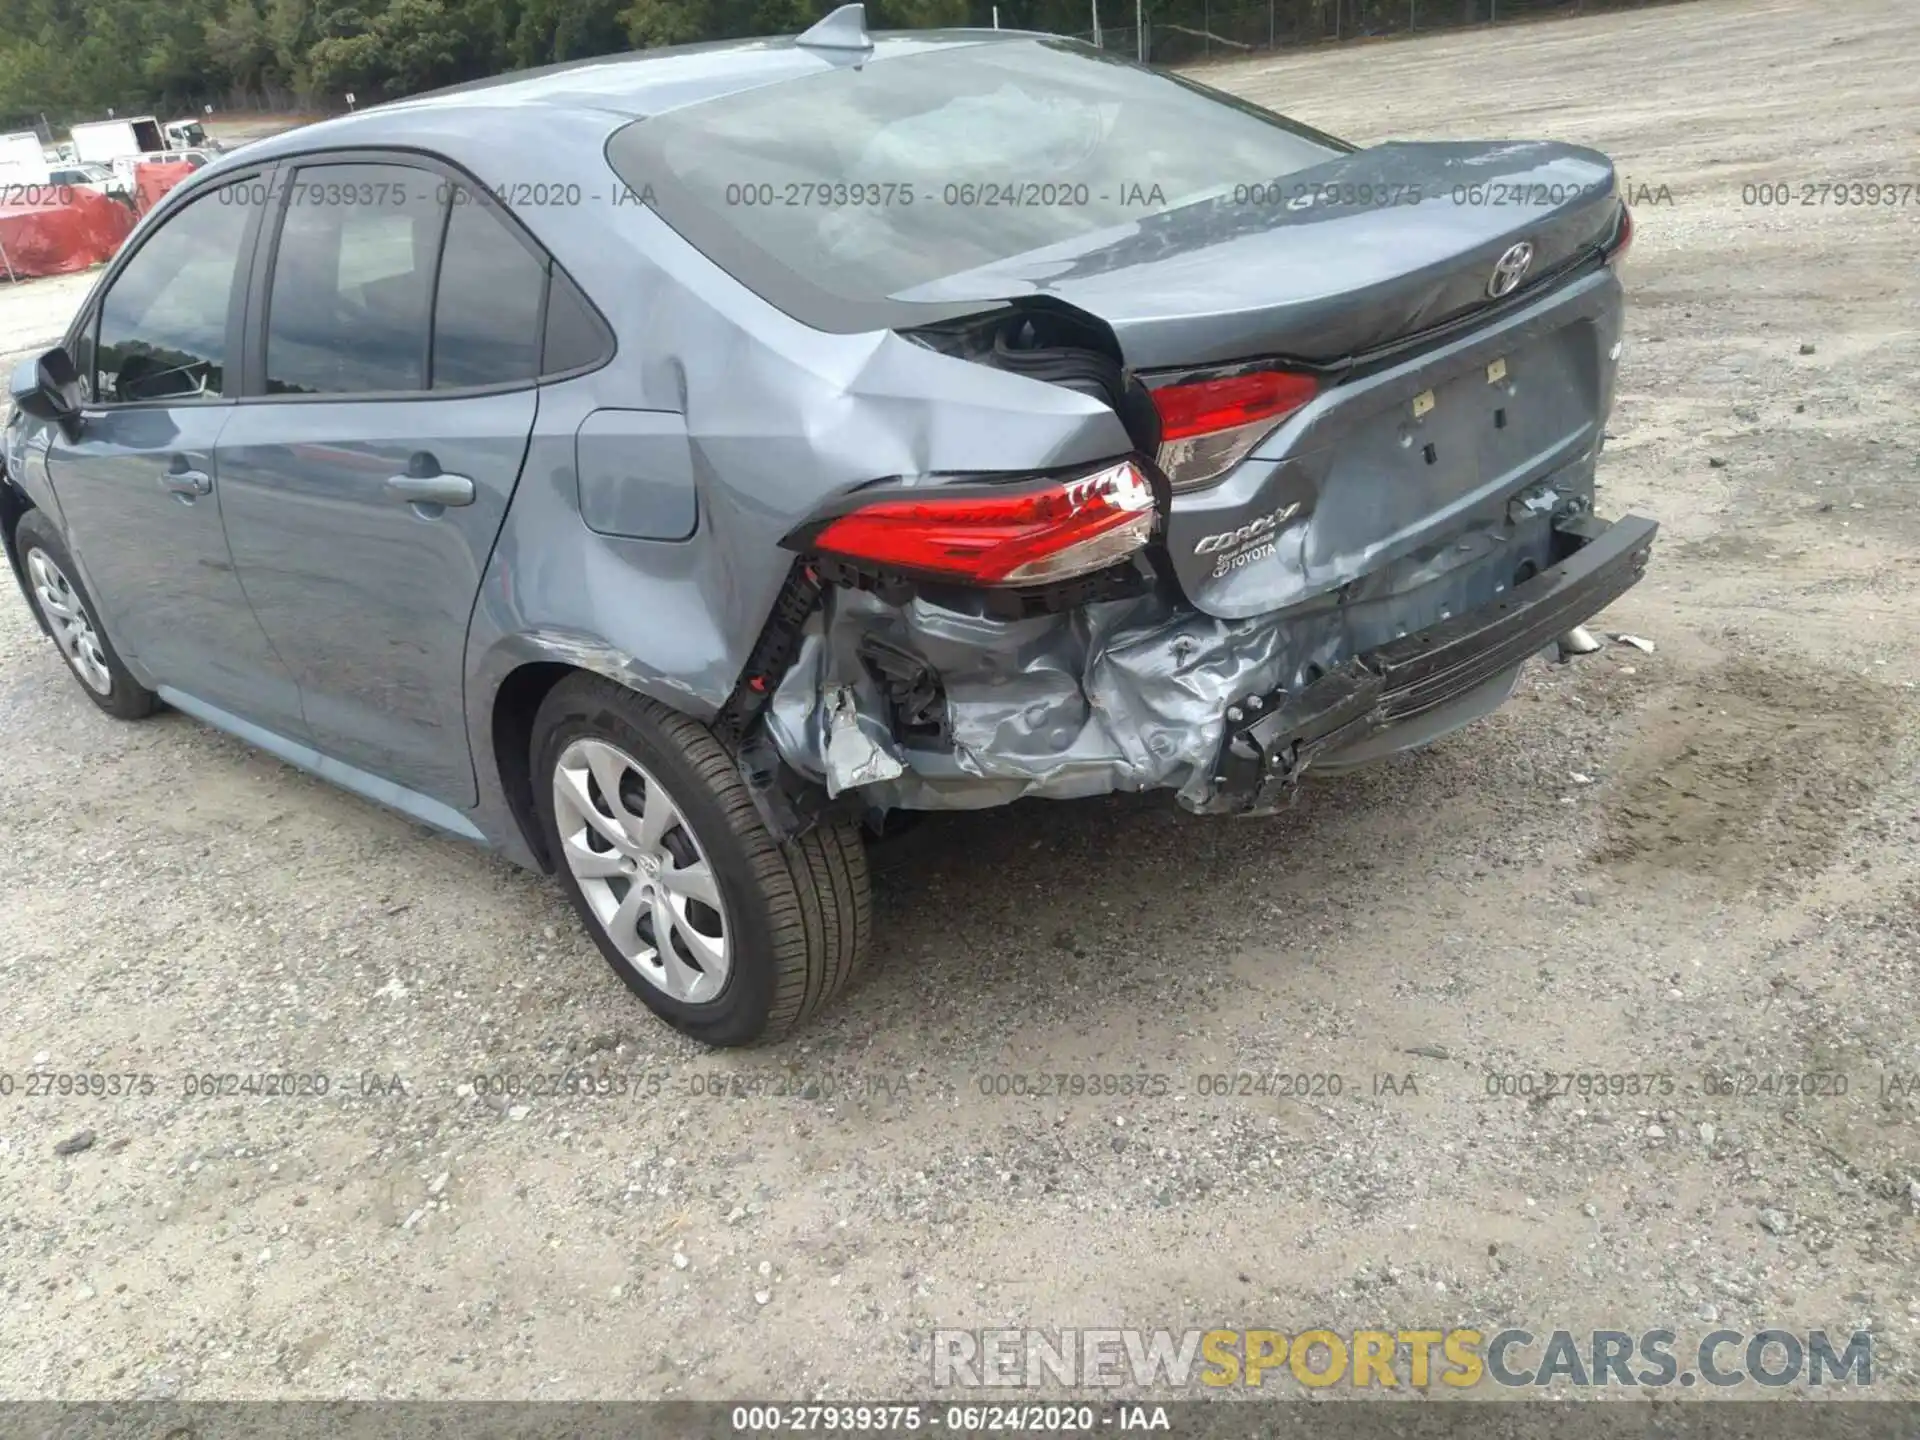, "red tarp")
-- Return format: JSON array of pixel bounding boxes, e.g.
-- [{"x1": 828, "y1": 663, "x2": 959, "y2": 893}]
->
[
  {"x1": 0, "y1": 186, "x2": 134, "y2": 281},
  {"x1": 134, "y1": 160, "x2": 196, "y2": 217}
]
